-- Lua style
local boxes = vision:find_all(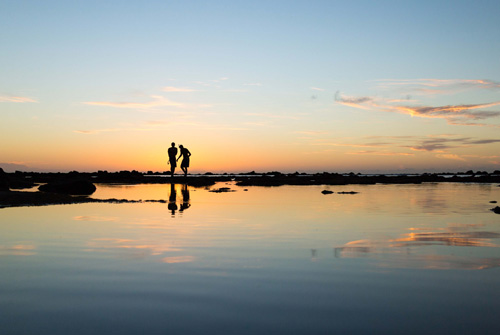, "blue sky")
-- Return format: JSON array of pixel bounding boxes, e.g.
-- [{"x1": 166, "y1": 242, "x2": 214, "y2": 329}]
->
[{"x1": 1, "y1": 0, "x2": 500, "y2": 172}]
